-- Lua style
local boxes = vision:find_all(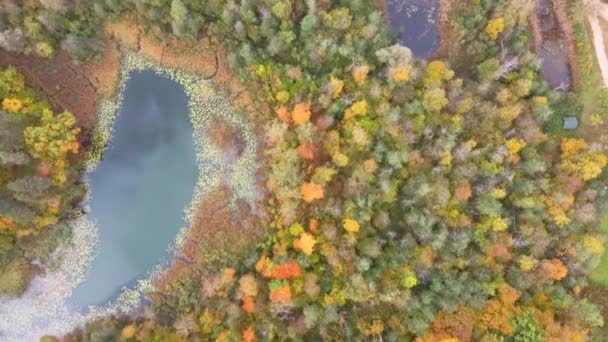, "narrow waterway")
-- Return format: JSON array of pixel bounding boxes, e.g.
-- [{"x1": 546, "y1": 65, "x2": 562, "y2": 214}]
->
[
  {"x1": 536, "y1": 0, "x2": 572, "y2": 89},
  {"x1": 70, "y1": 70, "x2": 198, "y2": 307},
  {"x1": 386, "y1": 0, "x2": 439, "y2": 58}
]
